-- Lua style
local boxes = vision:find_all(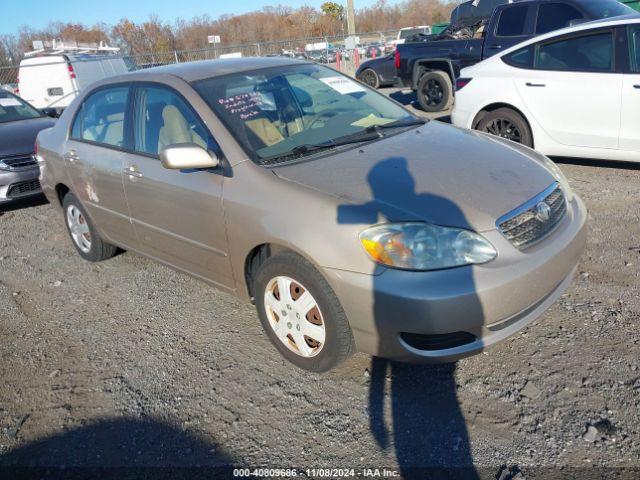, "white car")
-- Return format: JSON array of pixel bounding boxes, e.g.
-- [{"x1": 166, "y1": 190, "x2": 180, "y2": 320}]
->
[{"x1": 452, "y1": 15, "x2": 640, "y2": 162}]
